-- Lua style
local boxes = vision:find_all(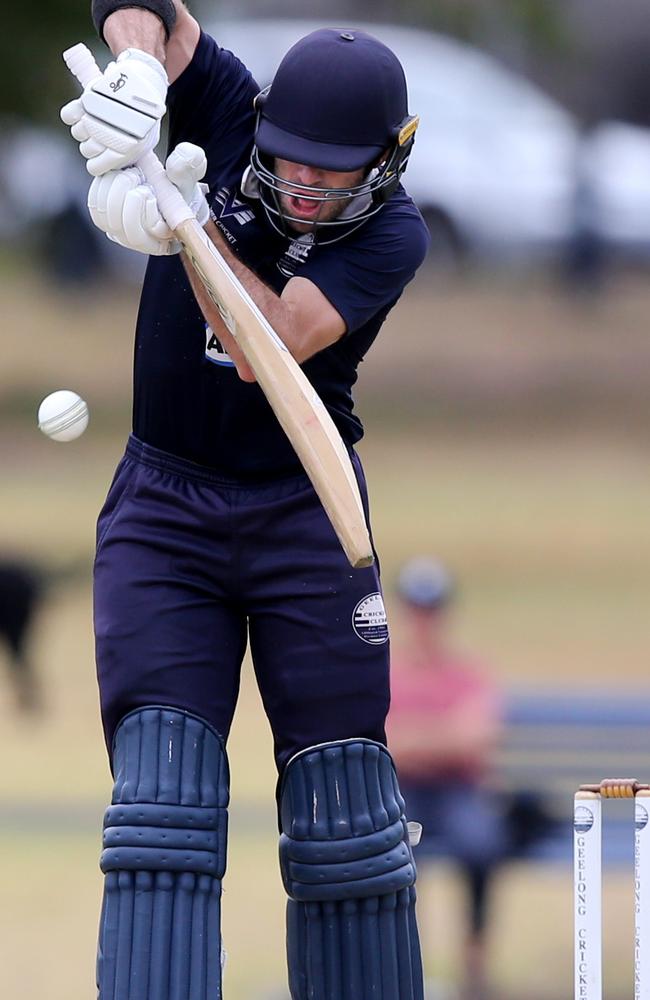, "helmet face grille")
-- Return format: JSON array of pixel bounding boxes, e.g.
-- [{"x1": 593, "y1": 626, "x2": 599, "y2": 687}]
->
[
  {"x1": 248, "y1": 138, "x2": 415, "y2": 245},
  {"x1": 249, "y1": 148, "x2": 386, "y2": 245}
]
